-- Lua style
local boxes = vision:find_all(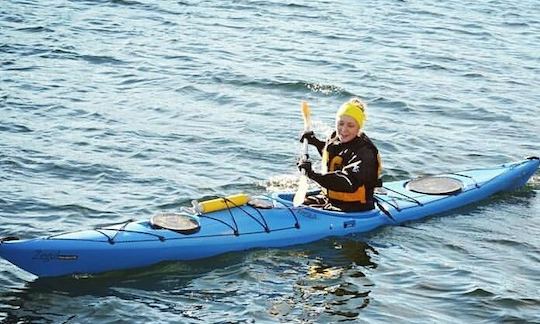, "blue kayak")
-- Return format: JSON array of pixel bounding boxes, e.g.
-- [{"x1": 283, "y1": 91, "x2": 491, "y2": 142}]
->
[{"x1": 1, "y1": 157, "x2": 538, "y2": 278}]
